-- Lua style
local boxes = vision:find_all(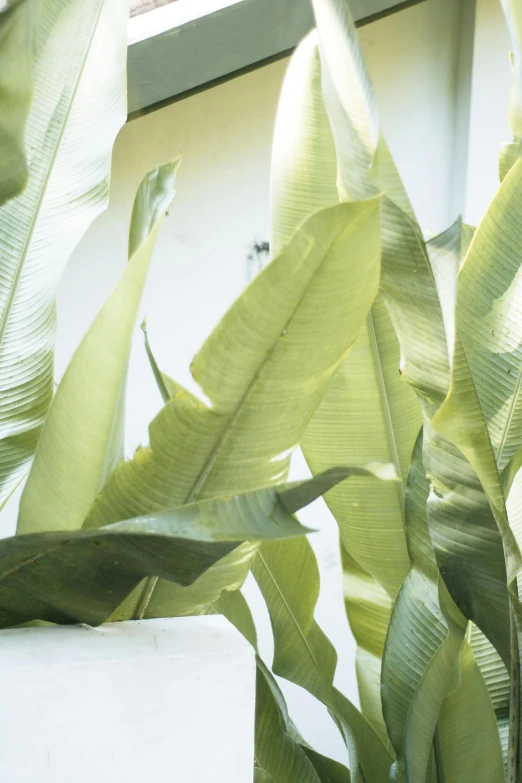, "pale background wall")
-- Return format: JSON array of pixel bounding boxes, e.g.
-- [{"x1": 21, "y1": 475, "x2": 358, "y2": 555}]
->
[{"x1": 2, "y1": 0, "x2": 514, "y2": 764}]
